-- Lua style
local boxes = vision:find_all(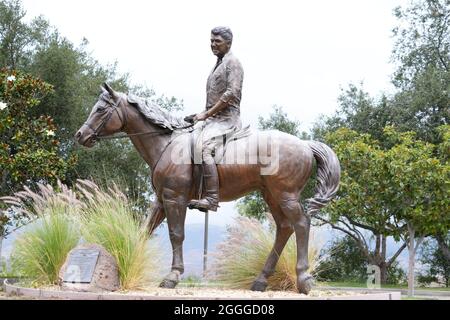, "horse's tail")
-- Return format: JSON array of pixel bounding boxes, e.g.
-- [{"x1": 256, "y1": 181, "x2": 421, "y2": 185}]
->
[{"x1": 305, "y1": 141, "x2": 341, "y2": 216}]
